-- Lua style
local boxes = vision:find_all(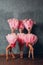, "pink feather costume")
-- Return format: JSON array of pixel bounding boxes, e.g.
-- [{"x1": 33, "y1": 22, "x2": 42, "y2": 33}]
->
[
  {"x1": 7, "y1": 18, "x2": 19, "y2": 30},
  {"x1": 6, "y1": 33, "x2": 17, "y2": 48}
]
